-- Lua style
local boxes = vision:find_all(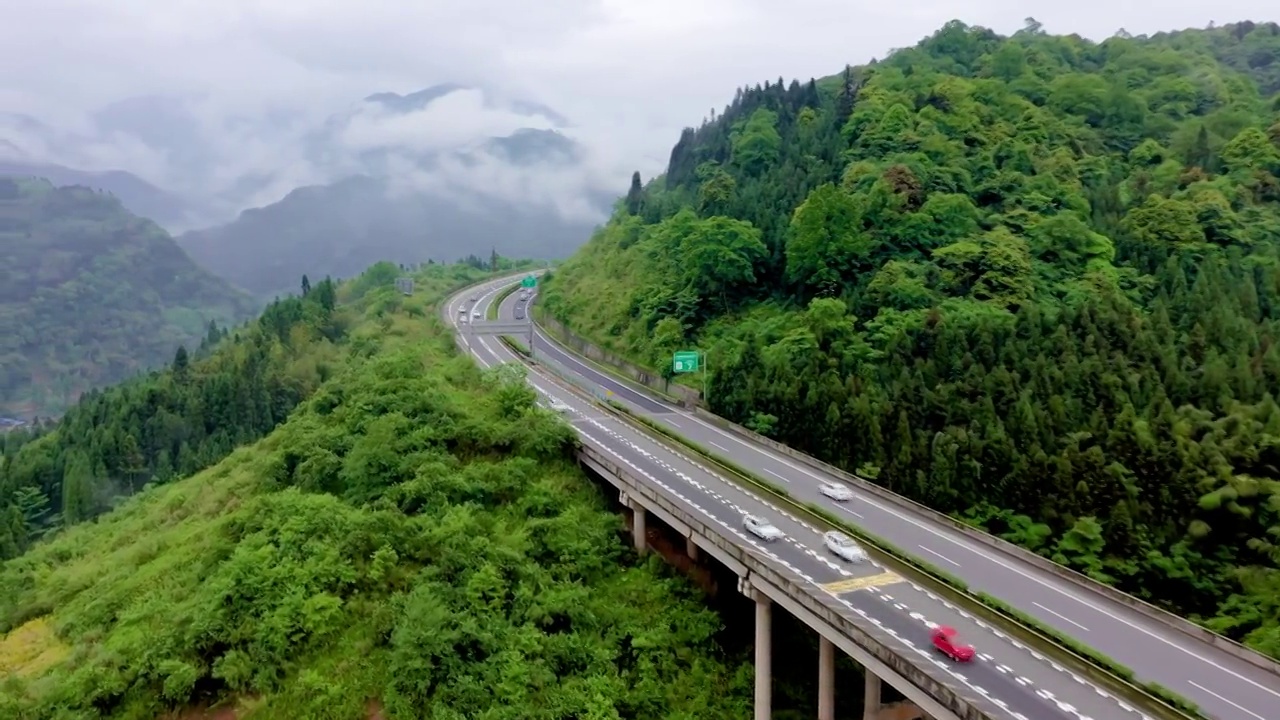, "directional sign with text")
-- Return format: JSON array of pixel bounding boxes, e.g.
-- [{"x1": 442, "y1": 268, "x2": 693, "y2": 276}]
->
[
  {"x1": 521, "y1": 275, "x2": 537, "y2": 288},
  {"x1": 672, "y1": 350, "x2": 700, "y2": 373}
]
